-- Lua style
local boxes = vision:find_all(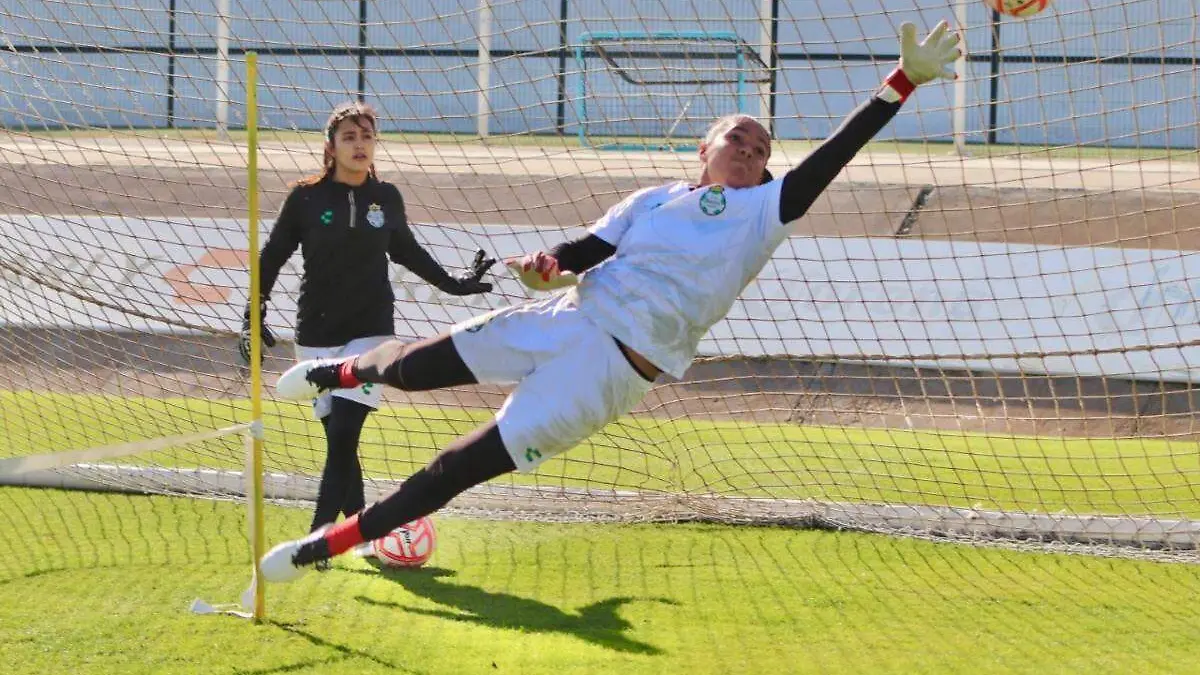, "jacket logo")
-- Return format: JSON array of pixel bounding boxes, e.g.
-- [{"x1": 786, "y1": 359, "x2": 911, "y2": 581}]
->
[
  {"x1": 319, "y1": 209, "x2": 334, "y2": 226},
  {"x1": 366, "y1": 204, "x2": 384, "y2": 228},
  {"x1": 699, "y1": 185, "x2": 726, "y2": 216}
]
